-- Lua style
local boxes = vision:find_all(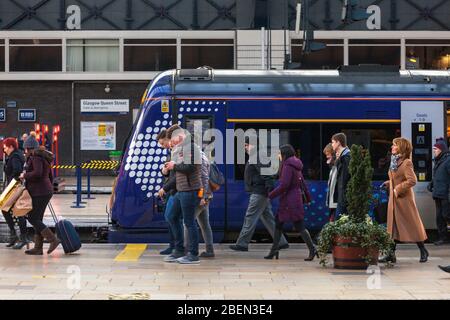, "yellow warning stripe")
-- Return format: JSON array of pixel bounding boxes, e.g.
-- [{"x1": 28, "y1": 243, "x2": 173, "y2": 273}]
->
[{"x1": 114, "y1": 244, "x2": 148, "y2": 262}]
